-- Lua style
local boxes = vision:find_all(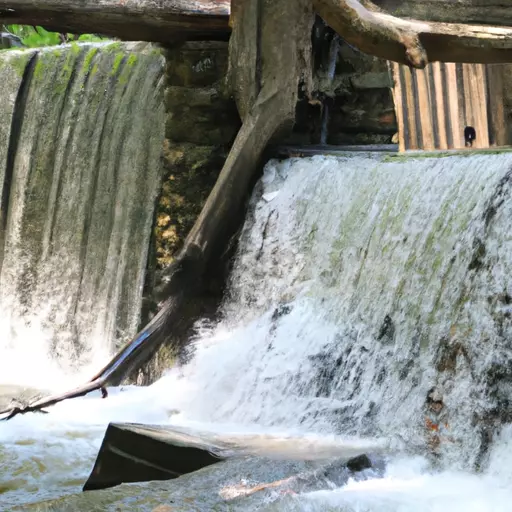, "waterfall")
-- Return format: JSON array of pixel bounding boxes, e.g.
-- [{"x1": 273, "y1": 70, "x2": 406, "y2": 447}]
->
[
  {"x1": 3, "y1": 151, "x2": 512, "y2": 510},
  {"x1": 0, "y1": 42, "x2": 165, "y2": 387},
  {"x1": 165, "y1": 152, "x2": 512, "y2": 470}
]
